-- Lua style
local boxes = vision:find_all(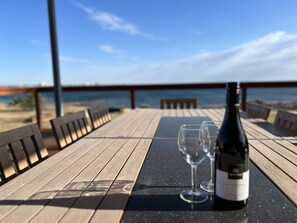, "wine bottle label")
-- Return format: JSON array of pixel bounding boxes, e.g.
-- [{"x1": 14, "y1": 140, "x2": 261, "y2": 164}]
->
[{"x1": 216, "y1": 167, "x2": 249, "y2": 201}]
